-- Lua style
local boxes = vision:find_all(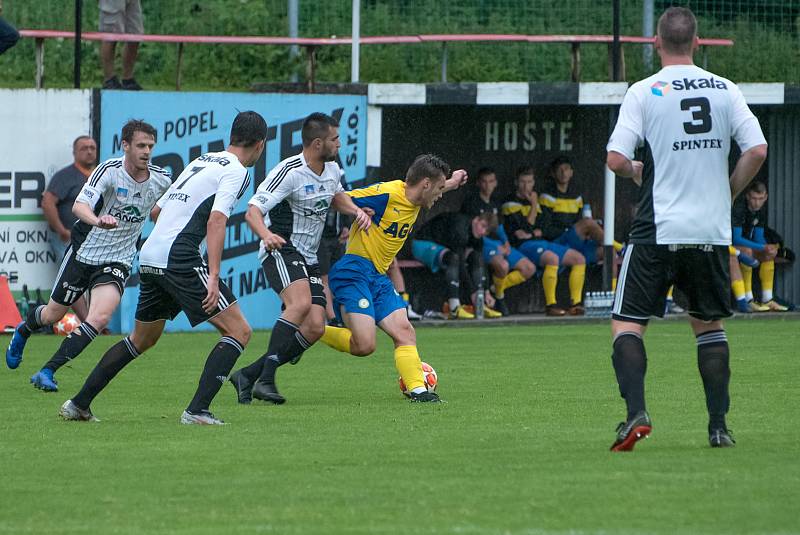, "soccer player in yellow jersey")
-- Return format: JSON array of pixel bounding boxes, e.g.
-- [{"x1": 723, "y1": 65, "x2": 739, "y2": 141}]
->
[{"x1": 320, "y1": 155, "x2": 467, "y2": 402}]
